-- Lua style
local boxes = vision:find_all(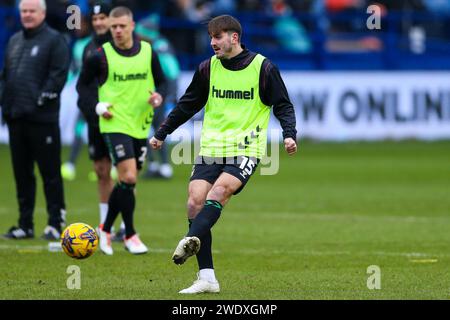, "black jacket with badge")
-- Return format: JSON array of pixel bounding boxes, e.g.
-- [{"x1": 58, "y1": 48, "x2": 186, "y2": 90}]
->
[{"x1": 0, "y1": 22, "x2": 70, "y2": 123}]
